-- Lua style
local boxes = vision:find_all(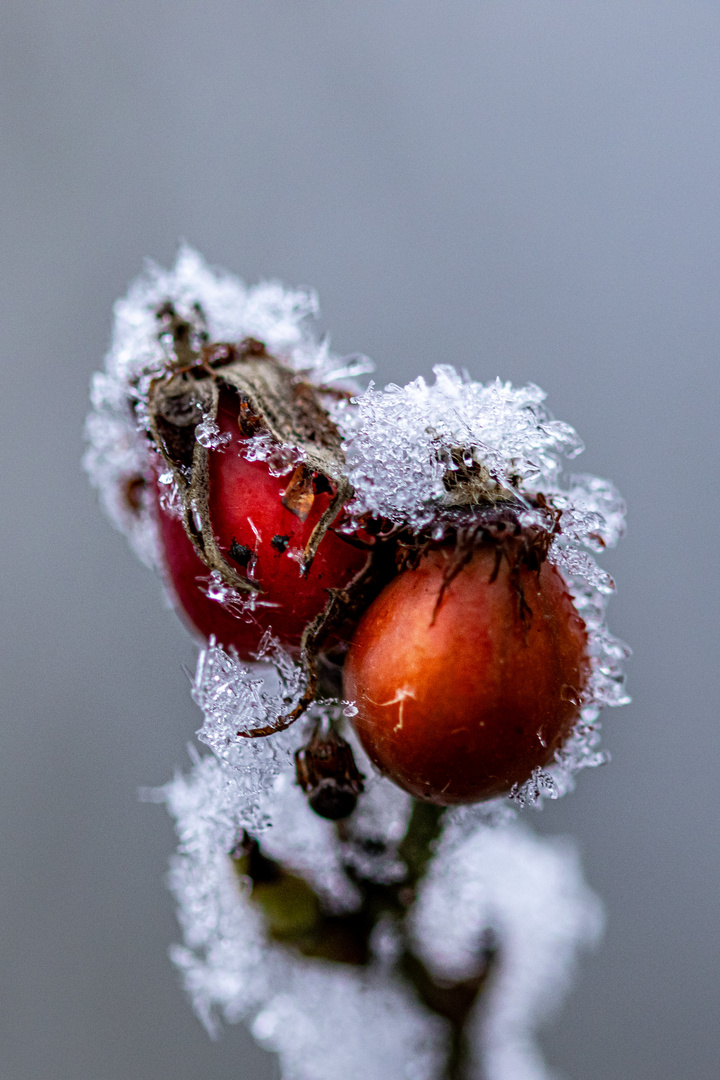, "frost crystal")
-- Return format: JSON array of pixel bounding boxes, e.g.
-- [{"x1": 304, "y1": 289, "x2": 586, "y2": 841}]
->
[
  {"x1": 190, "y1": 637, "x2": 304, "y2": 831},
  {"x1": 195, "y1": 415, "x2": 232, "y2": 450},
  {"x1": 332, "y1": 367, "x2": 583, "y2": 528}
]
